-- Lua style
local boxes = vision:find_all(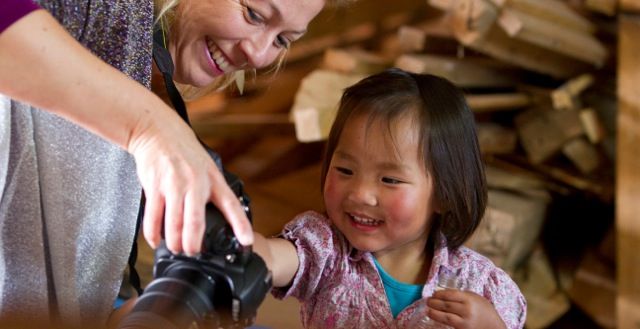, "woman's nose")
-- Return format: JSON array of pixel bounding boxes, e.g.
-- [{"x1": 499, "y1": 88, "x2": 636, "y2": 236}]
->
[{"x1": 239, "y1": 34, "x2": 279, "y2": 69}]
